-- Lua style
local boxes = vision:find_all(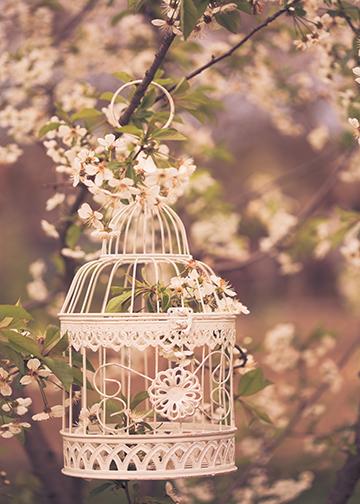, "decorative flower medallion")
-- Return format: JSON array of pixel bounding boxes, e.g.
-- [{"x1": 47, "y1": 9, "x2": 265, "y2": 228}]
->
[{"x1": 148, "y1": 367, "x2": 202, "y2": 420}]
